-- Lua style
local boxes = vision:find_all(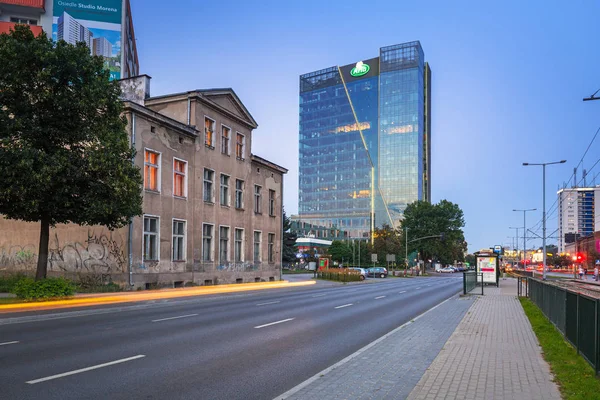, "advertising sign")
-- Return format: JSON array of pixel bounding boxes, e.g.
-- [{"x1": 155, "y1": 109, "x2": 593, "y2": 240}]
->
[
  {"x1": 477, "y1": 256, "x2": 497, "y2": 284},
  {"x1": 52, "y1": 1, "x2": 123, "y2": 80}
]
